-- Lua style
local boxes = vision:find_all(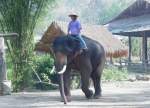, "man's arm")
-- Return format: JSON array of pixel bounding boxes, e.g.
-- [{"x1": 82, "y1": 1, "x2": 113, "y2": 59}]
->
[{"x1": 78, "y1": 21, "x2": 82, "y2": 33}]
